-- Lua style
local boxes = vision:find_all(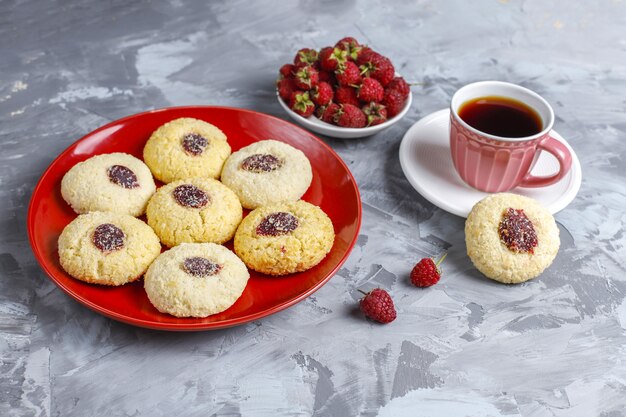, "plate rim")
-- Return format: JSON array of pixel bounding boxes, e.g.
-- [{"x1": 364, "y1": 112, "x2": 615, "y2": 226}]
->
[
  {"x1": 27, "y1": 105, "x2": 363, "y2": 331},
  {"x1": 276, "y1": 84, "x2": 413, "y2": 139},
  {"x1": 399, "y1": 108, "x2": 582, "y2": 217}
]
